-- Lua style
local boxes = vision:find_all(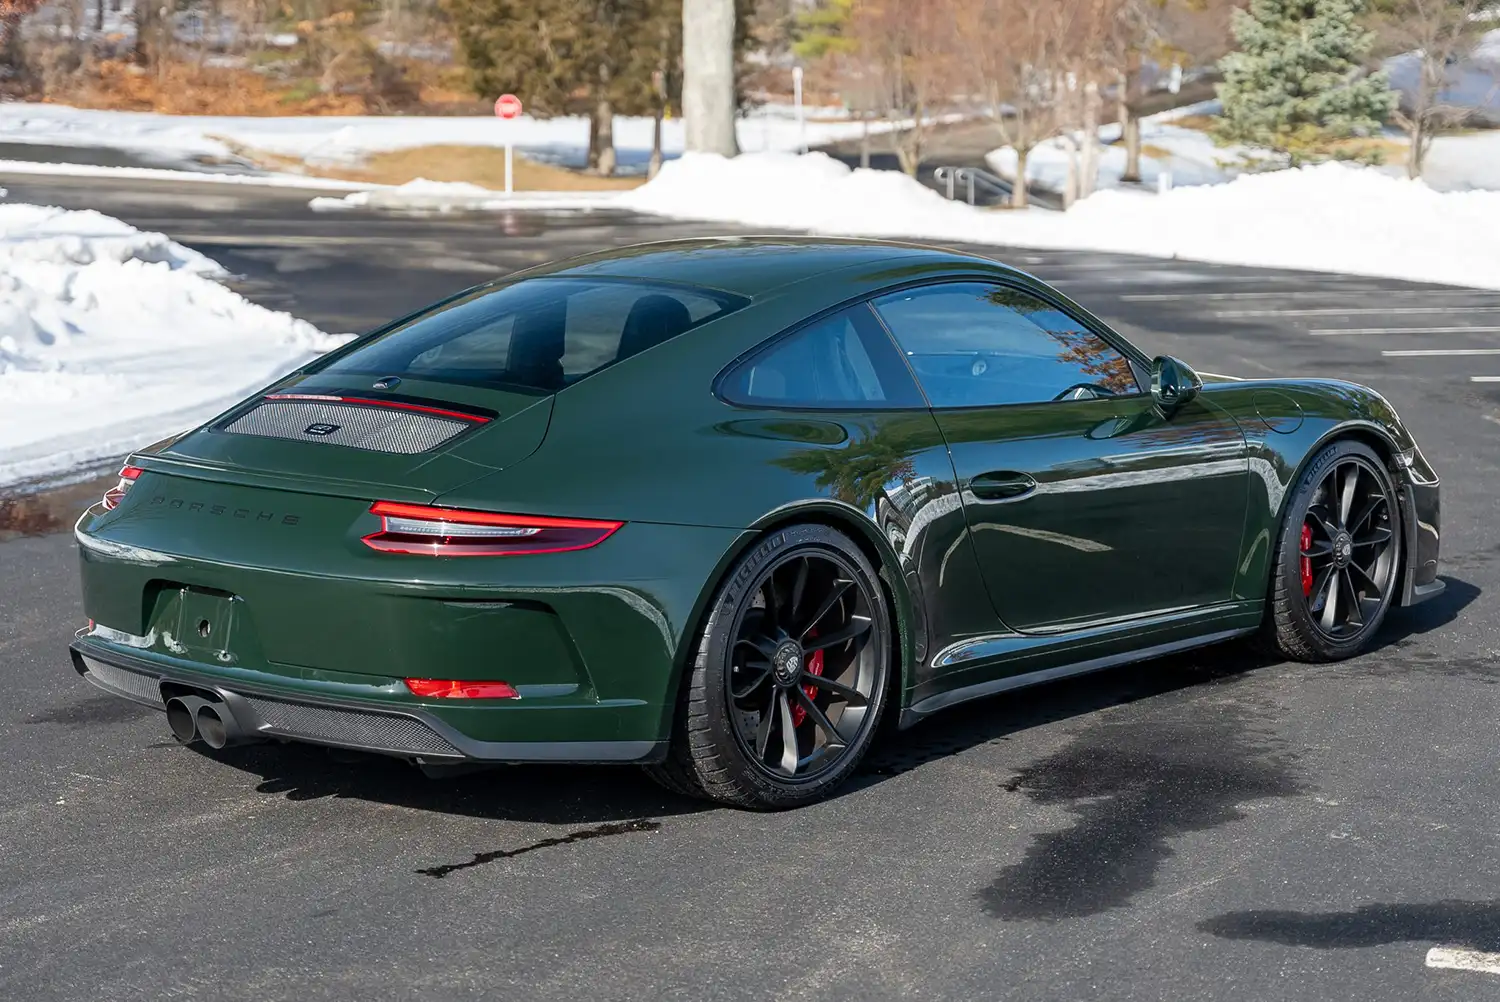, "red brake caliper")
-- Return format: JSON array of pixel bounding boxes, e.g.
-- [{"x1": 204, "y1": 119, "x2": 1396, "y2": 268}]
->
[
  {"x1": 1299, "y1": 523, "x2": 1314, "y2": 597},
  {"x1": 789, "y1": 630, "x2": 824, "y2": 728}
]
